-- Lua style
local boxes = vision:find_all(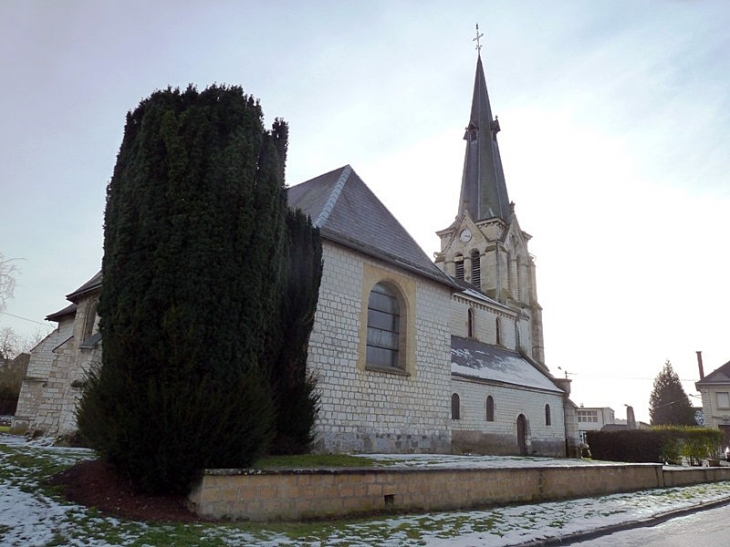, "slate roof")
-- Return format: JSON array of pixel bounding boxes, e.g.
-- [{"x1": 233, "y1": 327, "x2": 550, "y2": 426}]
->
[
  {"x1": 66, "y1": 271, "x2": 102, "y2": 303},
  {"x1": 287, "y1": 165, "x2": 457, "y2": 288},
  {"x1": 696, "y1": 360, "x2": 730, "y2": 386},
  {"x1": 458, "y1": 54, "x2": 511, "y2": 223},
  {"x1": 451, "y1": 335, "x2": 563, "y2": 393},
  {"x1": 79, "y1": 331, "x2": 102, "y2": 349},
  {"x1": 45, "y1": 271, "x2": 101, "y2": 322},
  {"x1": 449, "y1": 276, "x2": 518, "y2": 314},
  {"x1": 46, "y1": 303, "x2": 77, "y2": 322},
  {"x1": 47, "y1": 165, "x2": 458, "y2": 325}
]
